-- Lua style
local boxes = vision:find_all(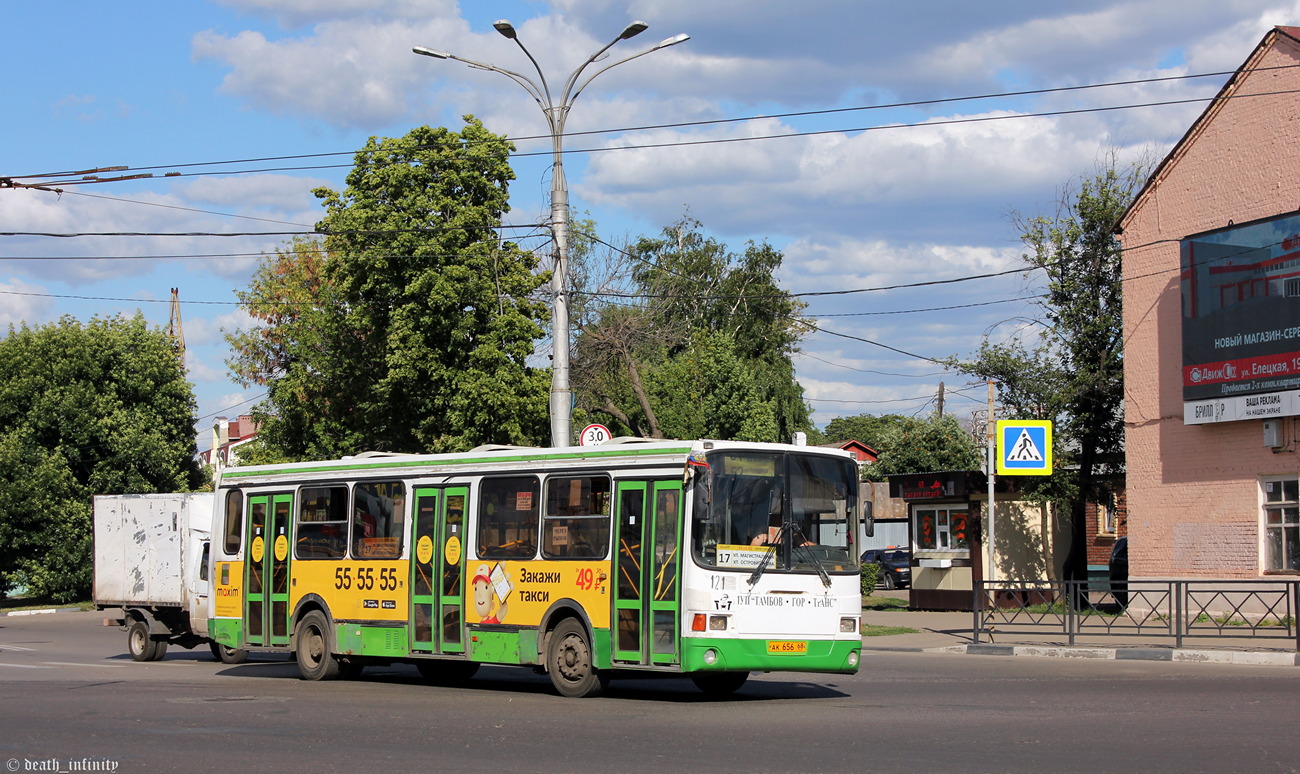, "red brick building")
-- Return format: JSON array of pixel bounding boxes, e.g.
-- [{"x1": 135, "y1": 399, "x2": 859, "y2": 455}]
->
[{"x1": 1119, "y1": 27, "x2": 1300, "y2": 581}]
